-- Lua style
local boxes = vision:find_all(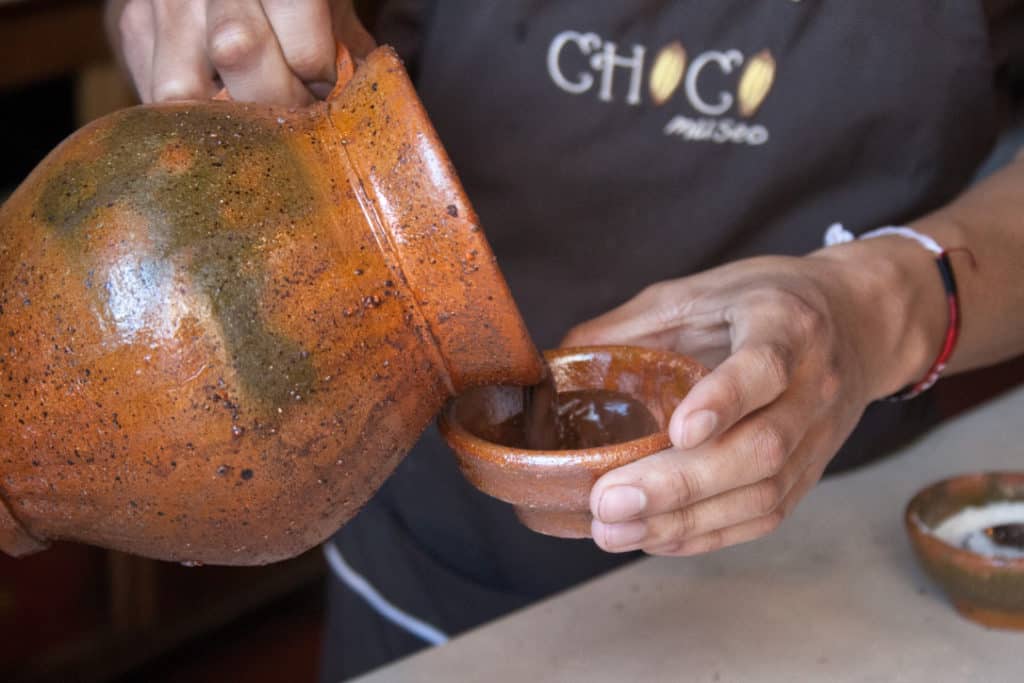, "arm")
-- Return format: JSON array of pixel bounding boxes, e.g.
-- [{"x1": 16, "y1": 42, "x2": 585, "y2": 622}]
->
[
  {"x1": 564, "y1": 149, "x2": 1024, "y2": 556},
  {"x1": 905, "y1": 149, "x2": 1024, "y2": 374}
]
